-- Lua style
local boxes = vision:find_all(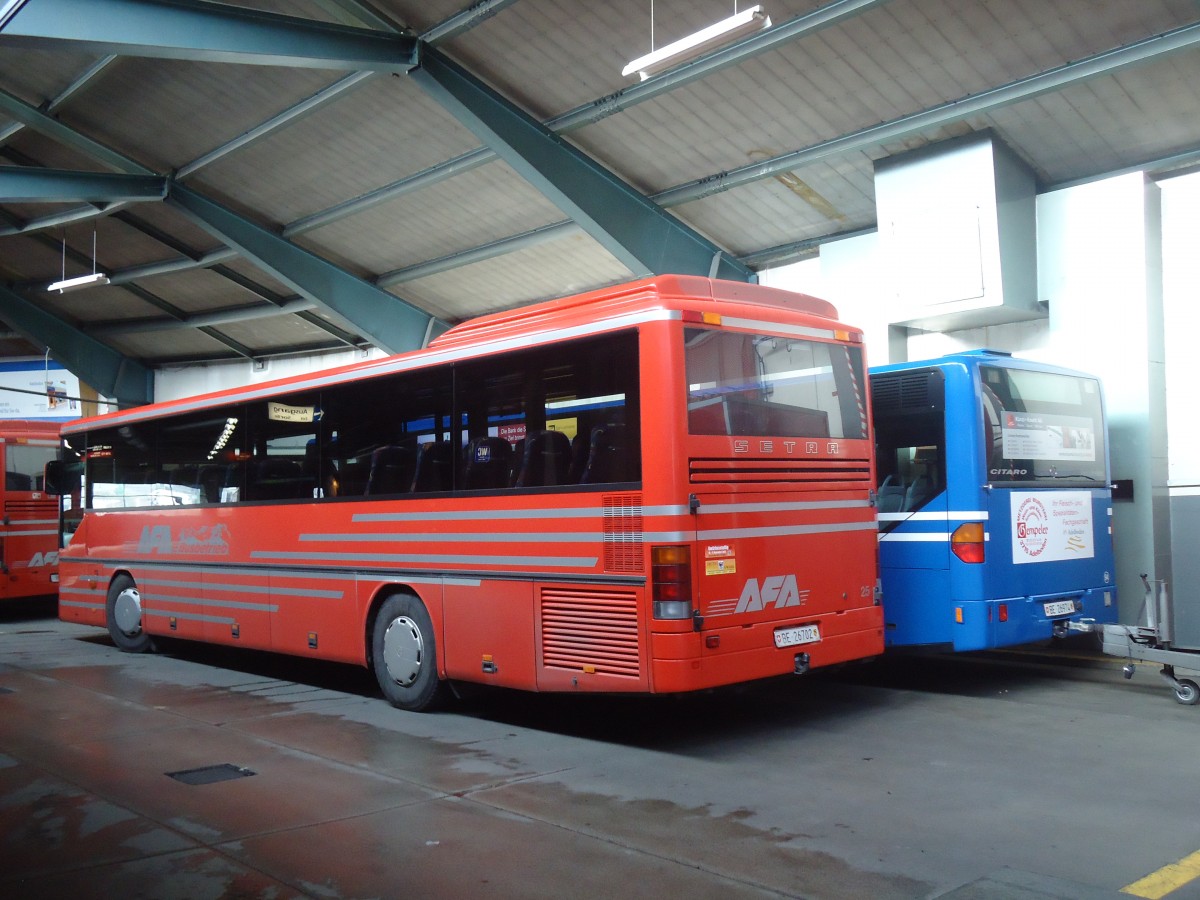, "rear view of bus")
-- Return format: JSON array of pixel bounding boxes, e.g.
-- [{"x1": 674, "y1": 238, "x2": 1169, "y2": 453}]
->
[
  {"x1": 871, "y1": 351, "x2": 1117, "y2": 651},
  {"x1": 0, "y1": 421, "x2": 61, "y2": 603}
]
